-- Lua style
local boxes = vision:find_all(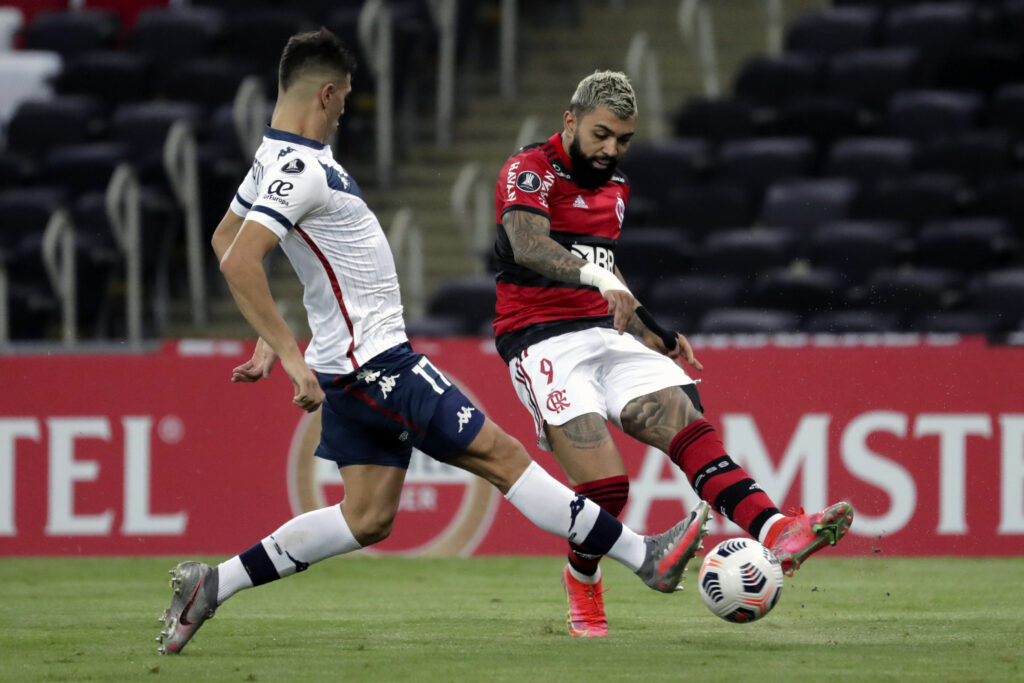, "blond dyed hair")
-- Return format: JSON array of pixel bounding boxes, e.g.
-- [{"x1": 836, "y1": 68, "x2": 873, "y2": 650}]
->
[{"x1": 568, "y1": 70, "x2": 637, "y2": 119}]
